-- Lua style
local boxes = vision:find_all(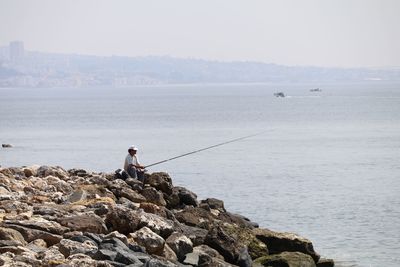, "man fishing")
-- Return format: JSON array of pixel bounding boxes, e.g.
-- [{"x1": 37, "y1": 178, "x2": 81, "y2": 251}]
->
[{"x1": 124, "y1": 146, "x2": 145, "y2": 182}]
